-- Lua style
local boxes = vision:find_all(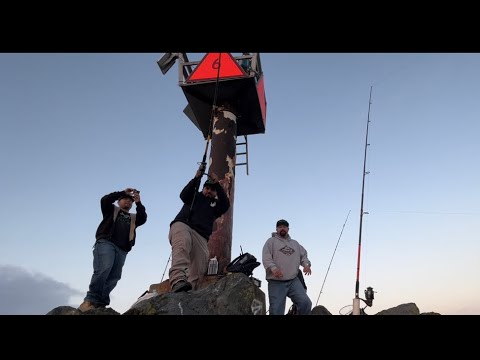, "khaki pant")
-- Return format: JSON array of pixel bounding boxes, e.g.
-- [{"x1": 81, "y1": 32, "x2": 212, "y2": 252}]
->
[{"x1": 168, "y1": 222, "x2": 209, "y2": 290}]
